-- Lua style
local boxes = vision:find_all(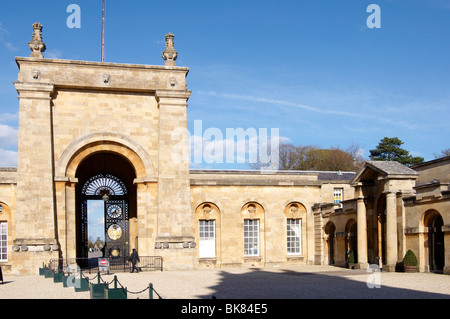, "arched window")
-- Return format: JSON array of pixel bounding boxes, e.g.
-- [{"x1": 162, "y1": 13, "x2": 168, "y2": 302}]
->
[
  {"x1": 196, "y1": 203, "x2": 220, "y2": 259},
  {"x1": 241, "y1": 202, "x2": 264, "y2": 257},
  {"x1": 284, "y1": 202, "x2": 306, "y2": 256}
]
